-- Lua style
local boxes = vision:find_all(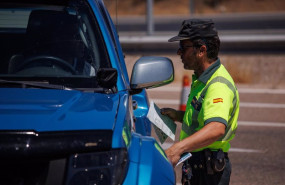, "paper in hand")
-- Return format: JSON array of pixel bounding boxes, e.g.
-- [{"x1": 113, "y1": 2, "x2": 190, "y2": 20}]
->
[{"x1": 147, "y1": 101, "x2": 177, "y2": 144}]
